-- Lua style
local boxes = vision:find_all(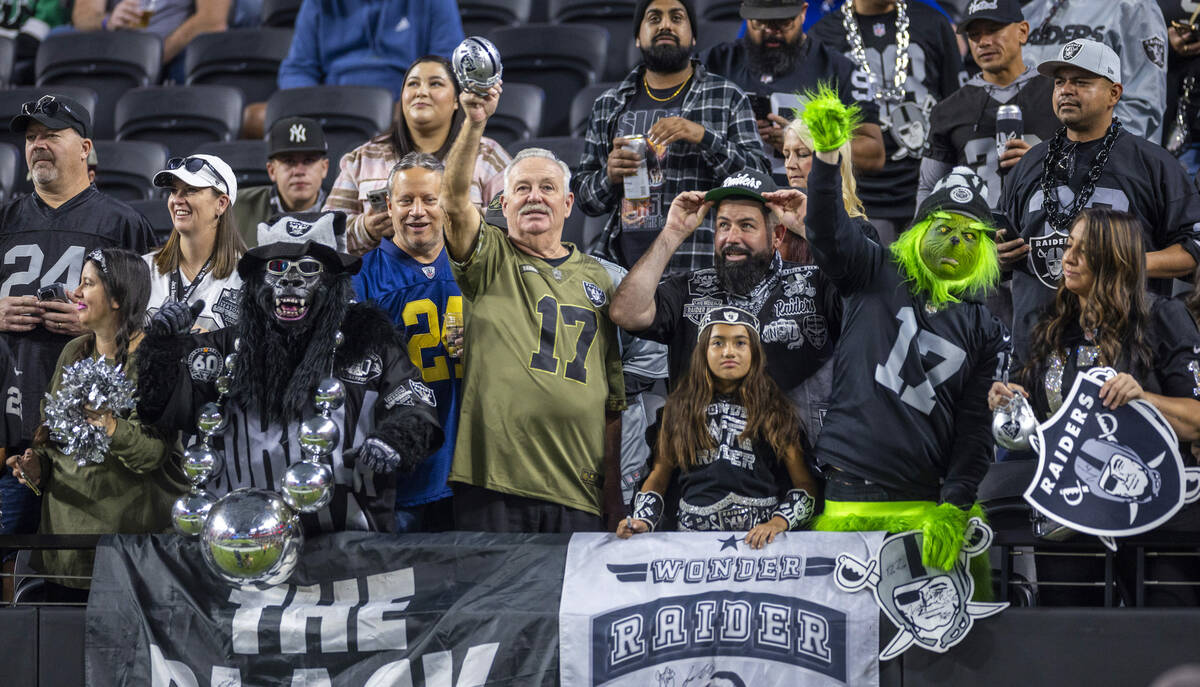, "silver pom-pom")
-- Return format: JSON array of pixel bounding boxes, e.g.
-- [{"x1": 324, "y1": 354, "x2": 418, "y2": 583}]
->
[
  {"x1": 42, "y1": 357, "x2": 136, "y2": 466},
  {"x1": 313, "y1": 378, "x2": 345, "y2": 414},
  {"x1": 279, "y1": 459, "x2": 334, "y2": 513},
  {"x1": 172, "y1": 490, "x2": 216, "y2": 537},
  {"x1": 298, "y1": 414, "x2": 340, "y2": 456},
  {"x1": 202, "y1": 488, "x2": 304, "y2": 588},
  {"x1": 197, "y1": 402, "x2": 227, "y2": 437}
]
